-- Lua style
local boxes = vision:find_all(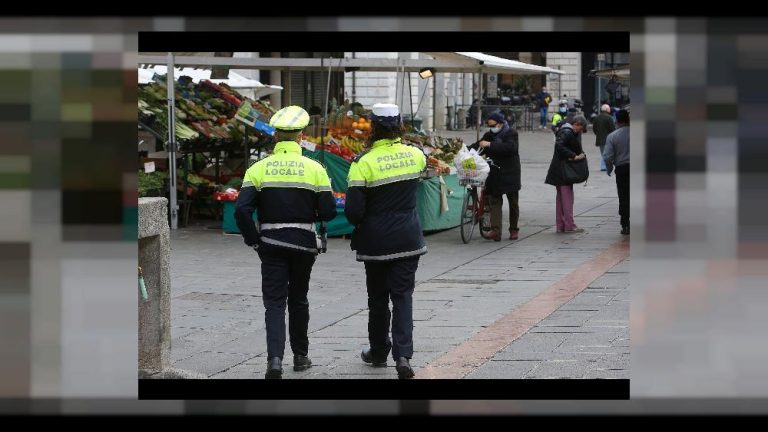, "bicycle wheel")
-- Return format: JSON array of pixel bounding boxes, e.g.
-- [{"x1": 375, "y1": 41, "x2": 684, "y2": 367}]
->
[
  {"x1": 478, "y1": 192, "x2": 492, "y2": 239},
  {"x1": 460, "y1": 187, "x2": 477, "y2": 243}
]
